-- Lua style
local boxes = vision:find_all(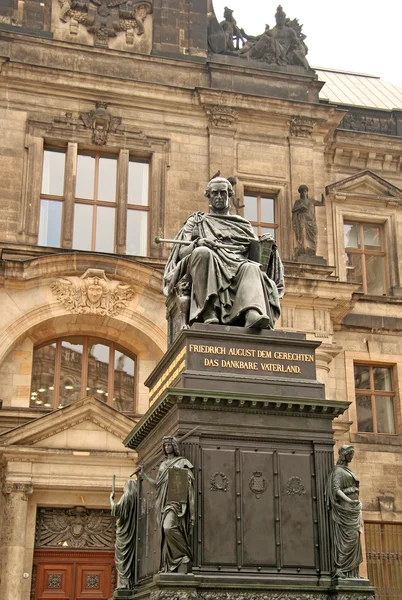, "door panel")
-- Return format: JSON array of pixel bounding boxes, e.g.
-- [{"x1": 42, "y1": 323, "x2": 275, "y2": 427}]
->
[
  {"x1": 33, "y1": 550, "x2": 115, "y2": 600},
  {"x1": 36, "y1": 564, "x2": 73, "y2": 600},
  {"x1": 75, "y1": 564, "x2": 111, "y2": 600}
]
